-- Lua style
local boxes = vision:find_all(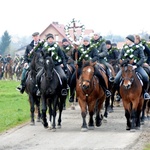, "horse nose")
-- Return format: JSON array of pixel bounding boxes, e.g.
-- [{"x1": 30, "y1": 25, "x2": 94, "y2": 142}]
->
[{"x1": 82, "y1": 84, "x2": 89, "y2": 90}]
